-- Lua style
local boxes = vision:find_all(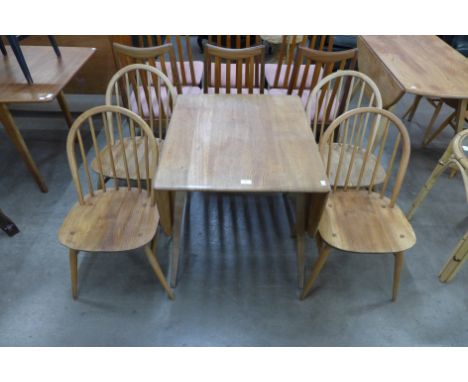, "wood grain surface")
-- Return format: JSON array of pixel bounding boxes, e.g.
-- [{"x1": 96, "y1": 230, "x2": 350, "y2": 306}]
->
[
  {"x1": 153, "y1": 94, "x2": 330, "y2": 193},
  {"x1": 359, "y1": 36, "x2": 468, "y2": 100}
]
